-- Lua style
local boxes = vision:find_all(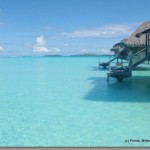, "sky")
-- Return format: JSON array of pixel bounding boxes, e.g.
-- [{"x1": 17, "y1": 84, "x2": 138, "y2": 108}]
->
[{"x1": 0, "y1": 0, "x2": 150, "y2": 56}]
